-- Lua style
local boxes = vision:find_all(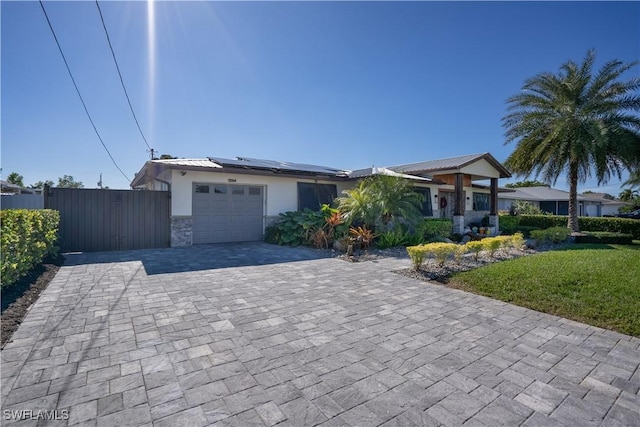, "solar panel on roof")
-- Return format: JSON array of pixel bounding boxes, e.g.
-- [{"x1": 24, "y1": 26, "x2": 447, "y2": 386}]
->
[{"x1": 208, "y1": 157, "x2": 349, "y2": 177}]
